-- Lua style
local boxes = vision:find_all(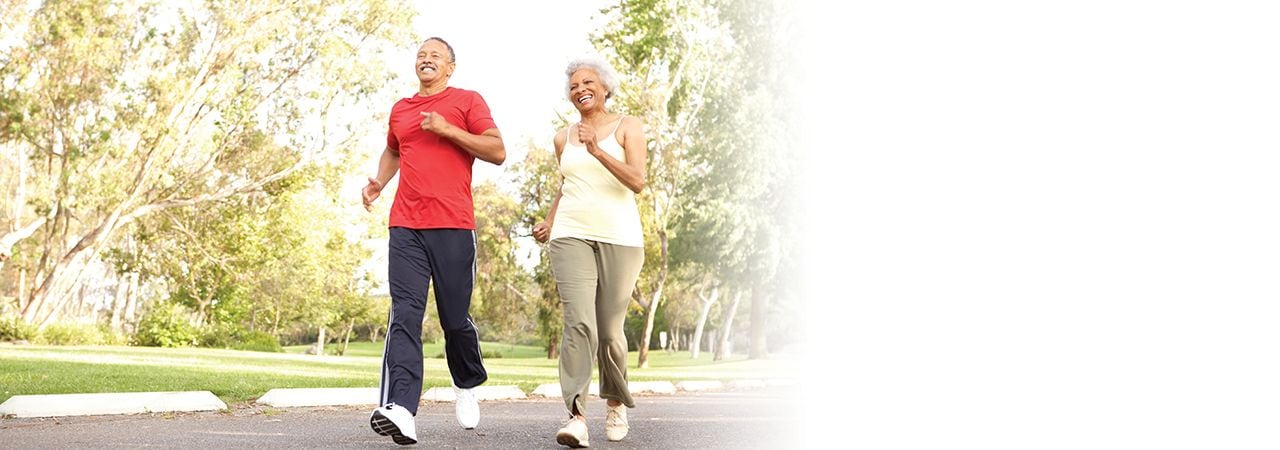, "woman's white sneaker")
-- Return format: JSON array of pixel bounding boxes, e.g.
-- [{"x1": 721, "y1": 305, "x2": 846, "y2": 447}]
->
[
  {"x1": 604, "y1": 404, "x2": 629, "y2": 441},
  {"x1": 555, "y1": 417, "x2": 590, "y2": 448}
]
